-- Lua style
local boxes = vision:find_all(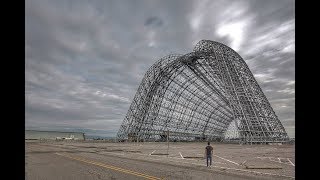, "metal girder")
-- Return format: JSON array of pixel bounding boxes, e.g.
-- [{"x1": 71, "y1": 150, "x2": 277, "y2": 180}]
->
[{"x1": 117, "y1": 40, "x2": 289, "y2": 144}]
